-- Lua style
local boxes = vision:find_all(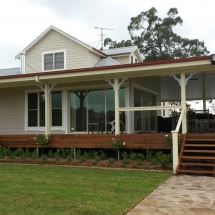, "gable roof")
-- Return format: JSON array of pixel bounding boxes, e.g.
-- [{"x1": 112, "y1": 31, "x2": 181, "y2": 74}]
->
[
  {"x1": 15, "y1": 25, "x2": 107, "y2": 59},
  {"x1": 103, "y1": 46, "x2": 137, "y2": 55},
  {"x1": 94, "y1": 57, "x2": 120, "y2": 67},
  {"x1": 103, "y1": 46, "x2": 142, "y2": 62}
]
